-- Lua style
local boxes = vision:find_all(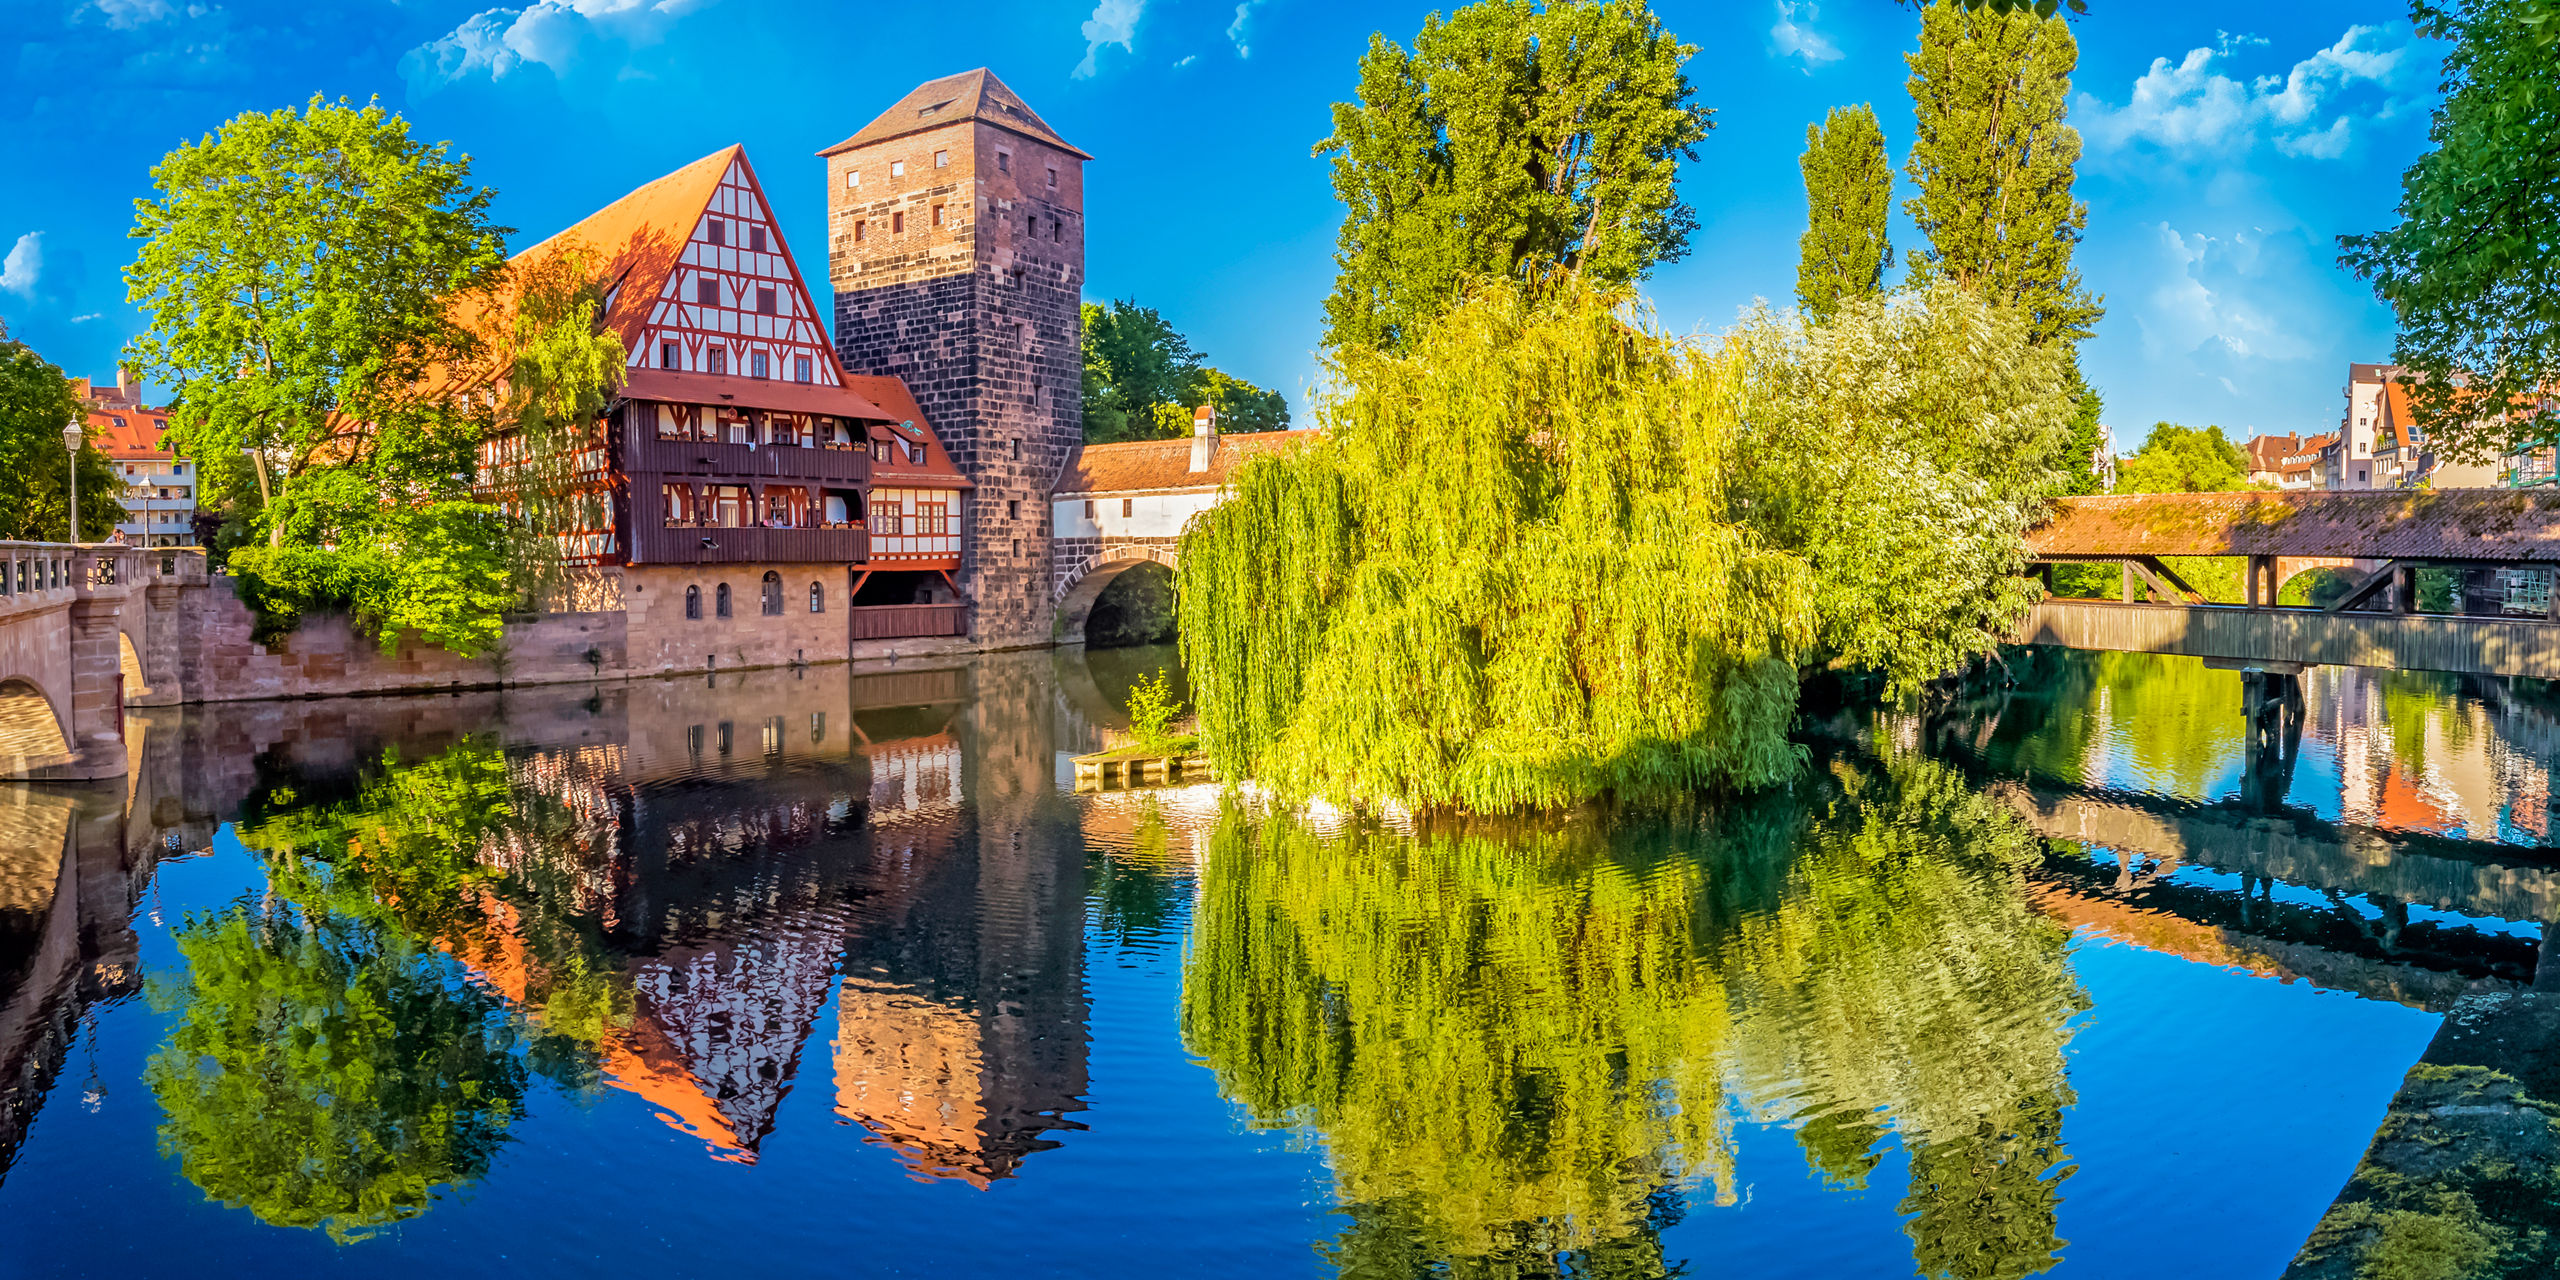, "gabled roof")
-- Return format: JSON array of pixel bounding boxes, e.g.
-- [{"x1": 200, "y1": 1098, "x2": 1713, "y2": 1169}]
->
[
  {"x1": 510, "y1": 146, "x2": 738, "y2": 350},
  {"x1": 817, "y1": 69, "x2": 1090, "y2": 160},
  {"x1": 84, "y1": 405, "x2": 173, "y2": 458},
  {"x1": 1057, "y1": 429, "x2": 1317, "y2": 497},
  {"x1": 841, "y1": 374, "x2": 972, "y2": 488}
]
